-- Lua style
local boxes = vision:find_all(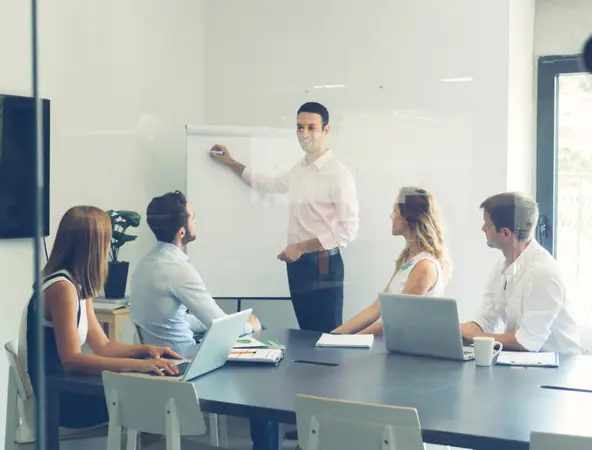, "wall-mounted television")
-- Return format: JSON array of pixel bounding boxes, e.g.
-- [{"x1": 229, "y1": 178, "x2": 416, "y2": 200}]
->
[{"x1": 0, "y1": 94, "x2": 50, "y2": 239}]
